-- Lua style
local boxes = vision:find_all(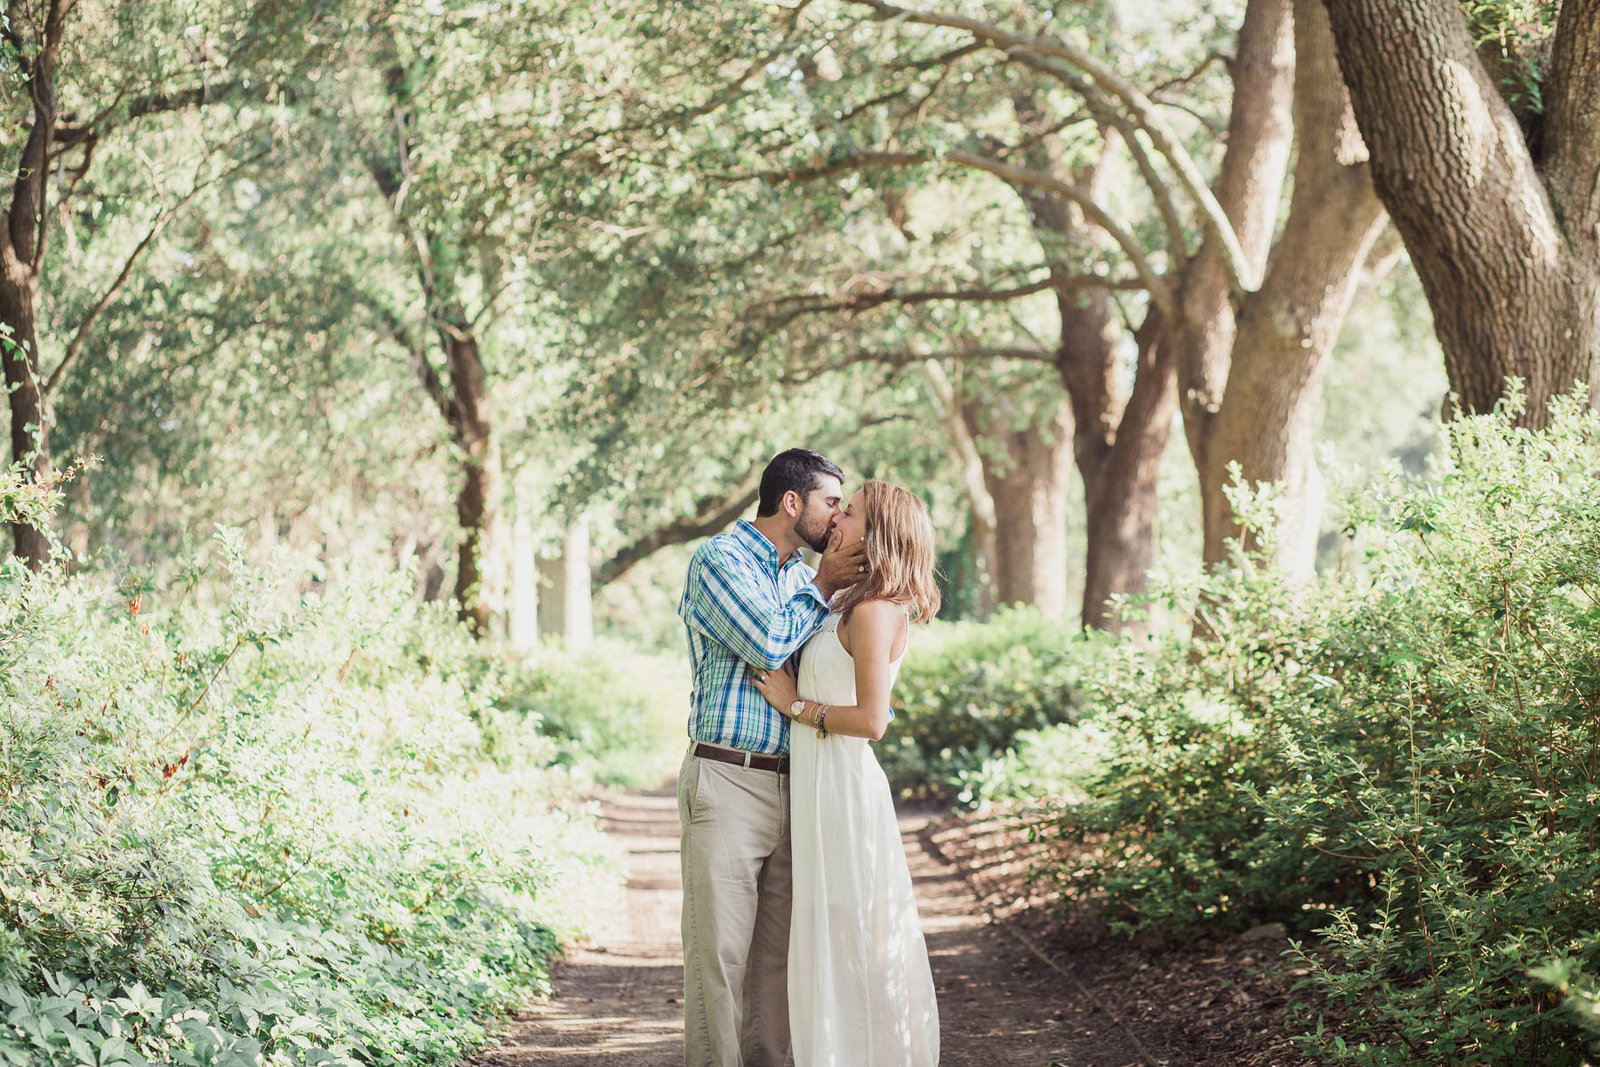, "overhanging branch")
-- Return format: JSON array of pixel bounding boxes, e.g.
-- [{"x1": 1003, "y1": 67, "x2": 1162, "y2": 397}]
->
[
  {"x1": 734, "y1": 148, "x2": 1174, "y2": 316},
  {"x1": 847, "y1": 0, "x2": 1256, "y2": 293},
  {"x1": 595, "y1": 475, "x2": 762, "y2": 586},
  {"x1": 754, "y1": 269, "x2": 1145, "y2": 327},
  {"x1": 781, "y1": 344, "x2": 1054, "y2": 384}
]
